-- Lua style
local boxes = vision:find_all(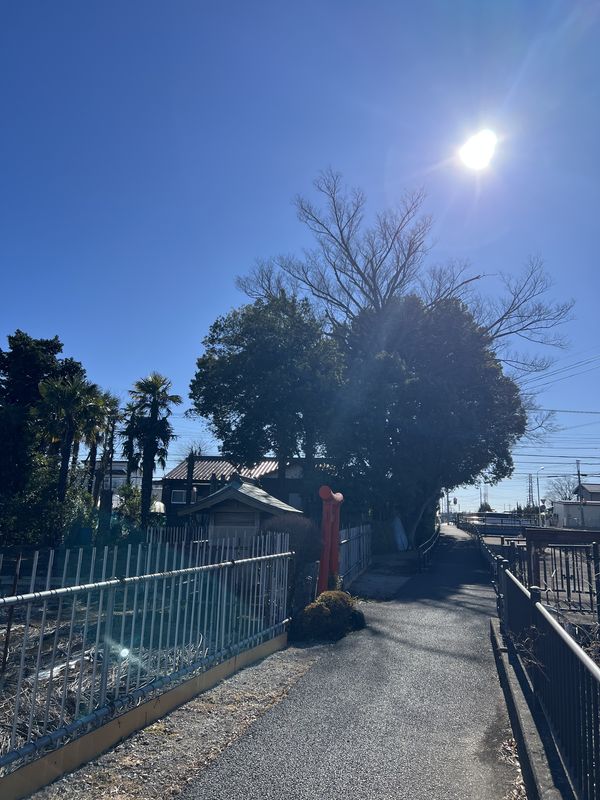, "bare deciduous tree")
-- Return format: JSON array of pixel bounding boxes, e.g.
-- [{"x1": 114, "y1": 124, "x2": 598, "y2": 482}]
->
[
  {"x1": 239, "y1": 171, "x2": 572, "y2": 362},
  {"x1": 239, "y1": 169, "x2": 432, "y2": 329},
  {"x1": 545, "y1": 476, "x2": 578, "y2": 501}
]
